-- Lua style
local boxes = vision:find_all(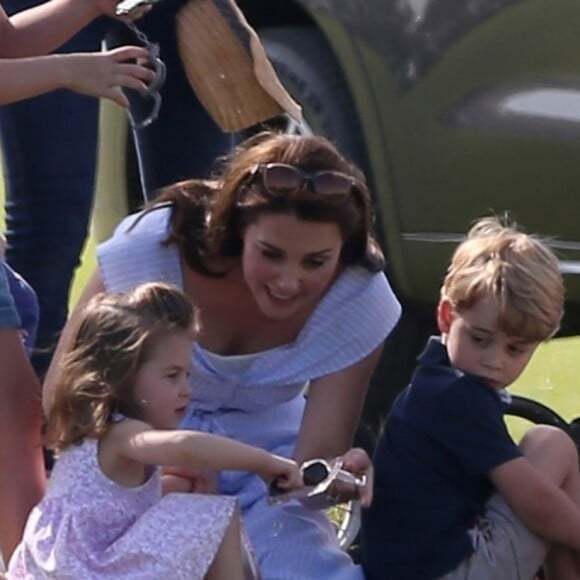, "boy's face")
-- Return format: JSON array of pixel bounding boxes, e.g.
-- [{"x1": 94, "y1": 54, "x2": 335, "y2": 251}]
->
[{"x1": 437, "y1": 296, "x2": 539, "y2": 391}]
